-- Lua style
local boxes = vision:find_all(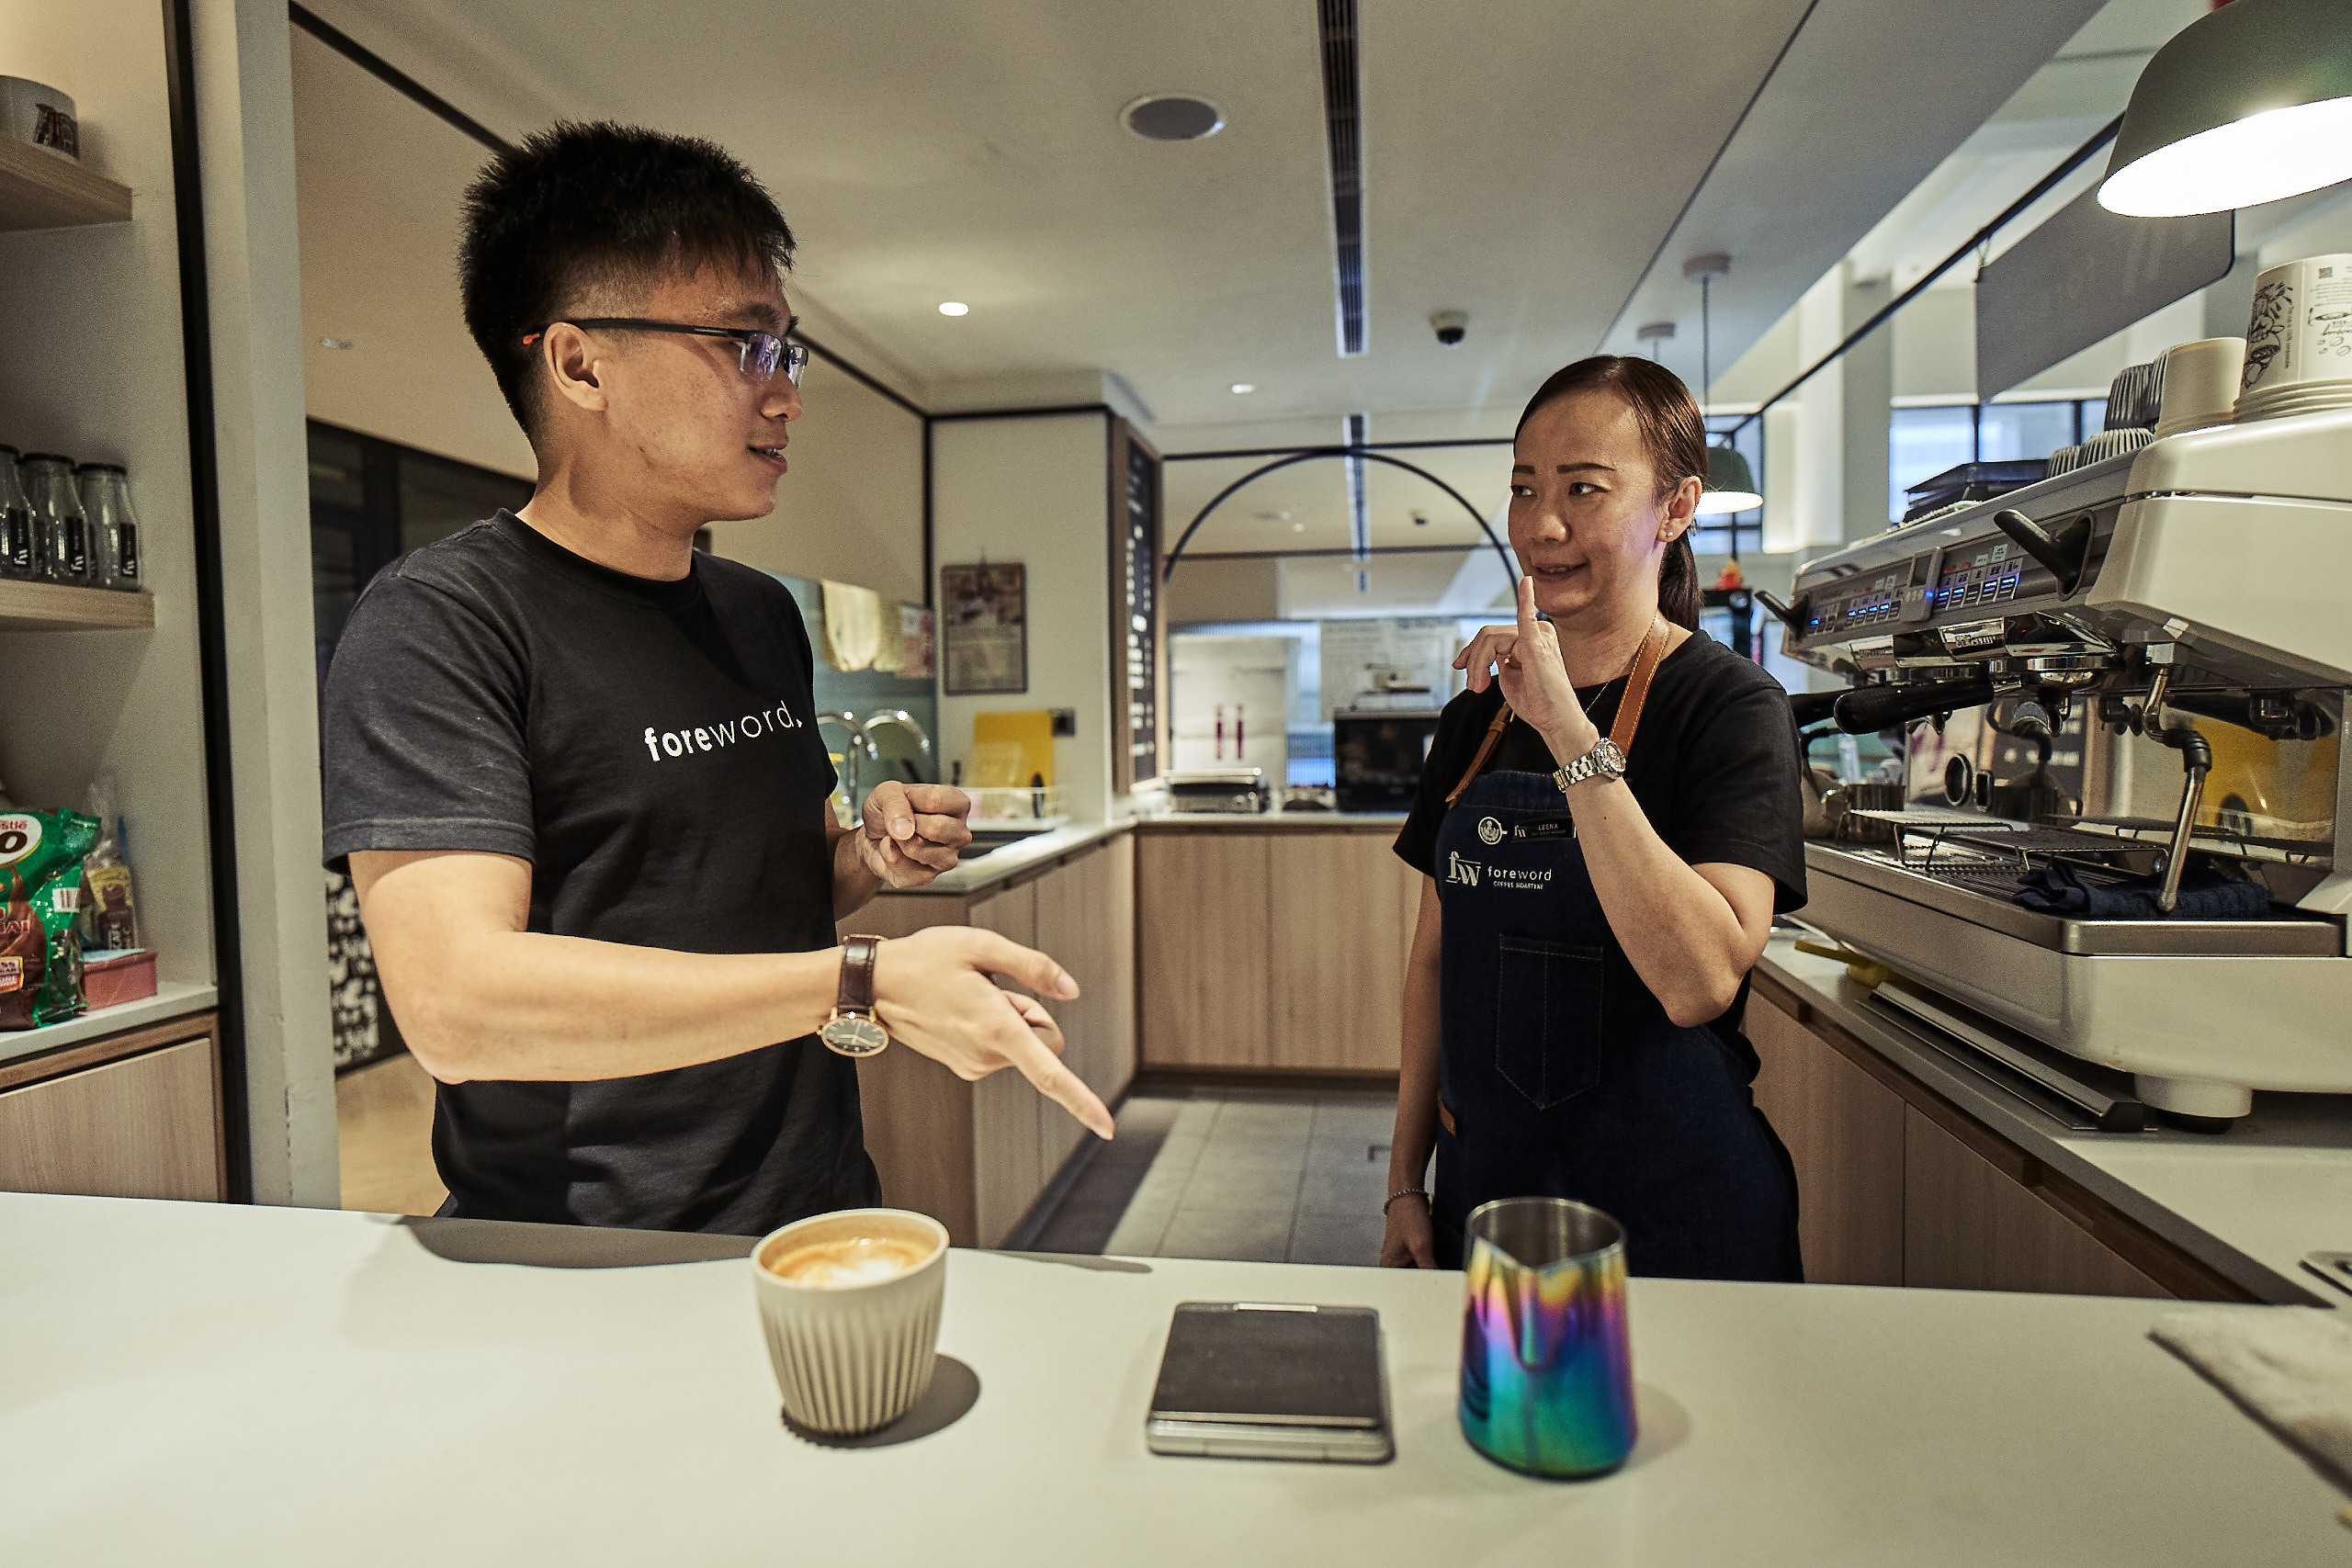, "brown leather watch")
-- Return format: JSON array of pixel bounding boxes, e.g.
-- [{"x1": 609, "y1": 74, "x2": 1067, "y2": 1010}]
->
[{"x1": 818, "y1": 935, "x2": 890, "y2": 1057}]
